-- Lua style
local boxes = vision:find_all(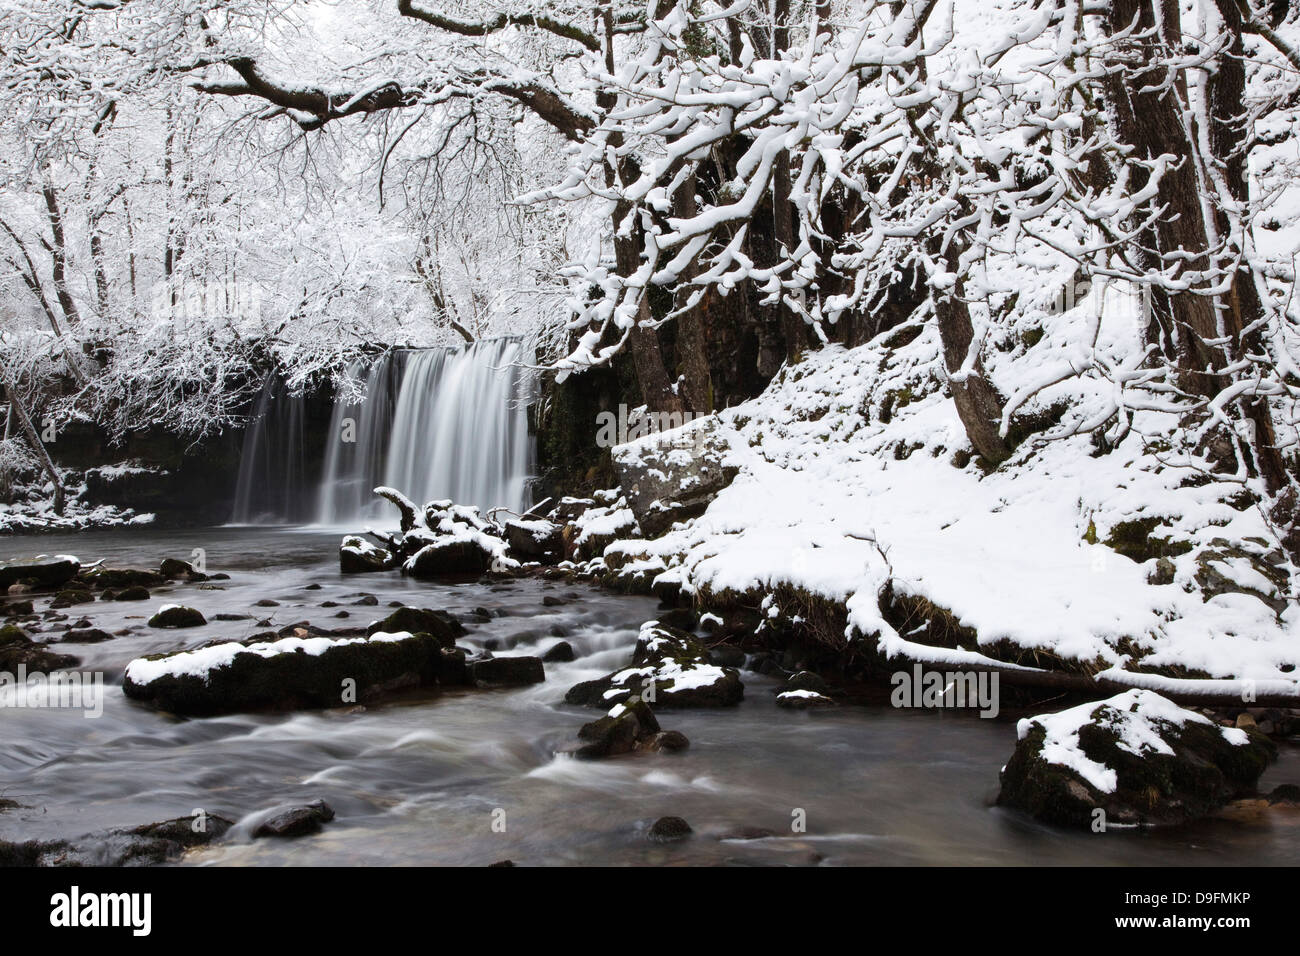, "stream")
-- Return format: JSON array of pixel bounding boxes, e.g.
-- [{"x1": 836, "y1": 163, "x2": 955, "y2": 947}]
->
[{"x1": 1, "y1": 526, "x2": 1297, "y2": 866}]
